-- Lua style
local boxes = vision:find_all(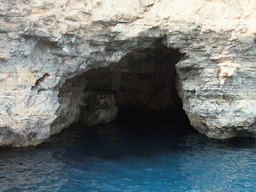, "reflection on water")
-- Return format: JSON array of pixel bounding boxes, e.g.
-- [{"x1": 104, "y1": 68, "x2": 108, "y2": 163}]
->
[{"x1": 1, "y1": 113, "x2": 256, "y2": 191}]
